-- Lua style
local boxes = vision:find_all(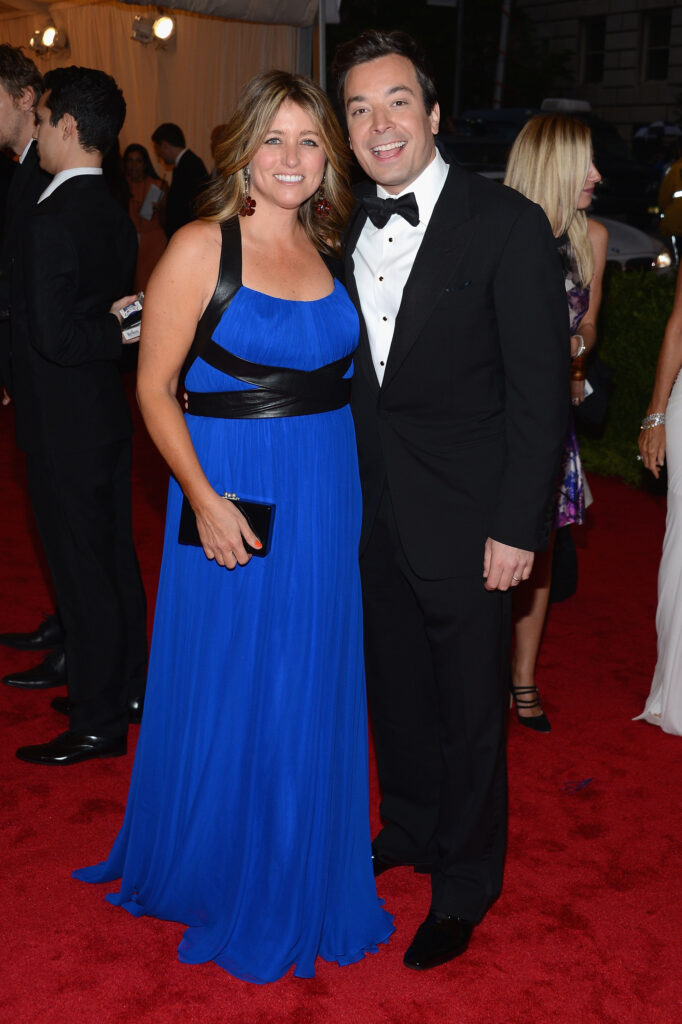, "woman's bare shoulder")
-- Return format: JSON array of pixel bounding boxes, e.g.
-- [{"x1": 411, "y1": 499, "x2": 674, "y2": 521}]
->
[
  {"x1": 587, "y1": 217, "x2": 609, "y2": 246},
  {"x1": 167, "y1": 219, "x2": 221, "y2": 256},
  {"x1": 146, "y1": 220, "x2": 222, "y2": 310}
]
